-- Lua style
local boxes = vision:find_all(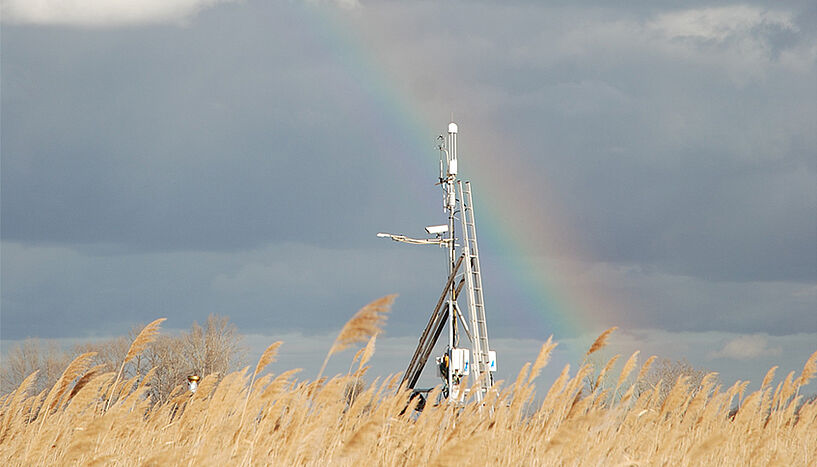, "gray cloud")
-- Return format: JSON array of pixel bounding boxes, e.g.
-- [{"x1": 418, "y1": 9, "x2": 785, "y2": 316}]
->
[
  {"x1": 1, "y1": 0, "x2": 242, "y2": 26},
  {"x1": 708, "y1": 334, "x2": 783, "y2": 359},
  {"x1": 1, "y1": 0, "x2": 815, "y2": 370},
  {"x1": 0, "y1": 241, "x2": 445, "y2": 340},
  {"x1": 335, "y1": 3, "x2": 816, "y2": 284},
  {"x1": 1, "y1": 6, "x2": 441, "y2": 252}
]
